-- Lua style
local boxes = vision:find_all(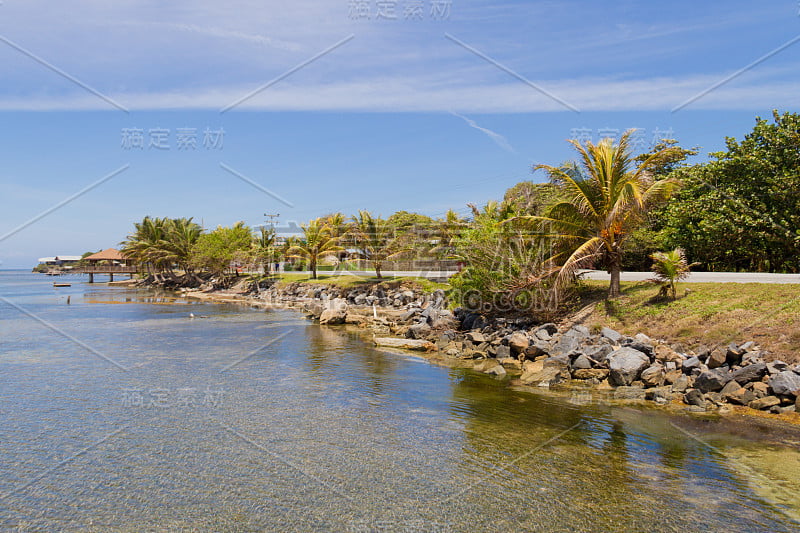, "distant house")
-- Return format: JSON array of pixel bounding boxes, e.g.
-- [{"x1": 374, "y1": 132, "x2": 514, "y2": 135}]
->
[{"x1": 37, "y1": 255, "x2": 82, "y2": 269}]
